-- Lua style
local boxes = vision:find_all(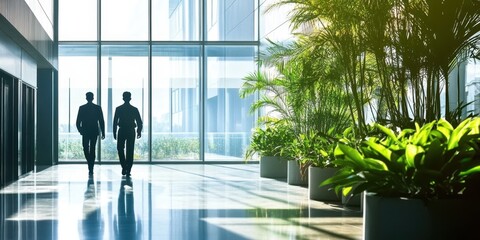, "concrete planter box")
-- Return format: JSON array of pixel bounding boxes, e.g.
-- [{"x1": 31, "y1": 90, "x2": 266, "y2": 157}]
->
[
  {"x1": 287, "y1": 160, "x2": 308, "y2": 186},
  {"x1": 342, "y1": 191, "x2": 362, "y2": 207},
  {"x1": 364, "y1": 193, "x2": 479, "y2": 240},
  {"x1": 308, "y1": 166, "x2": 339, "y2": 201},
  {"x1": 260, "y1": 156, "x2": 287, "y2": 178}
]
